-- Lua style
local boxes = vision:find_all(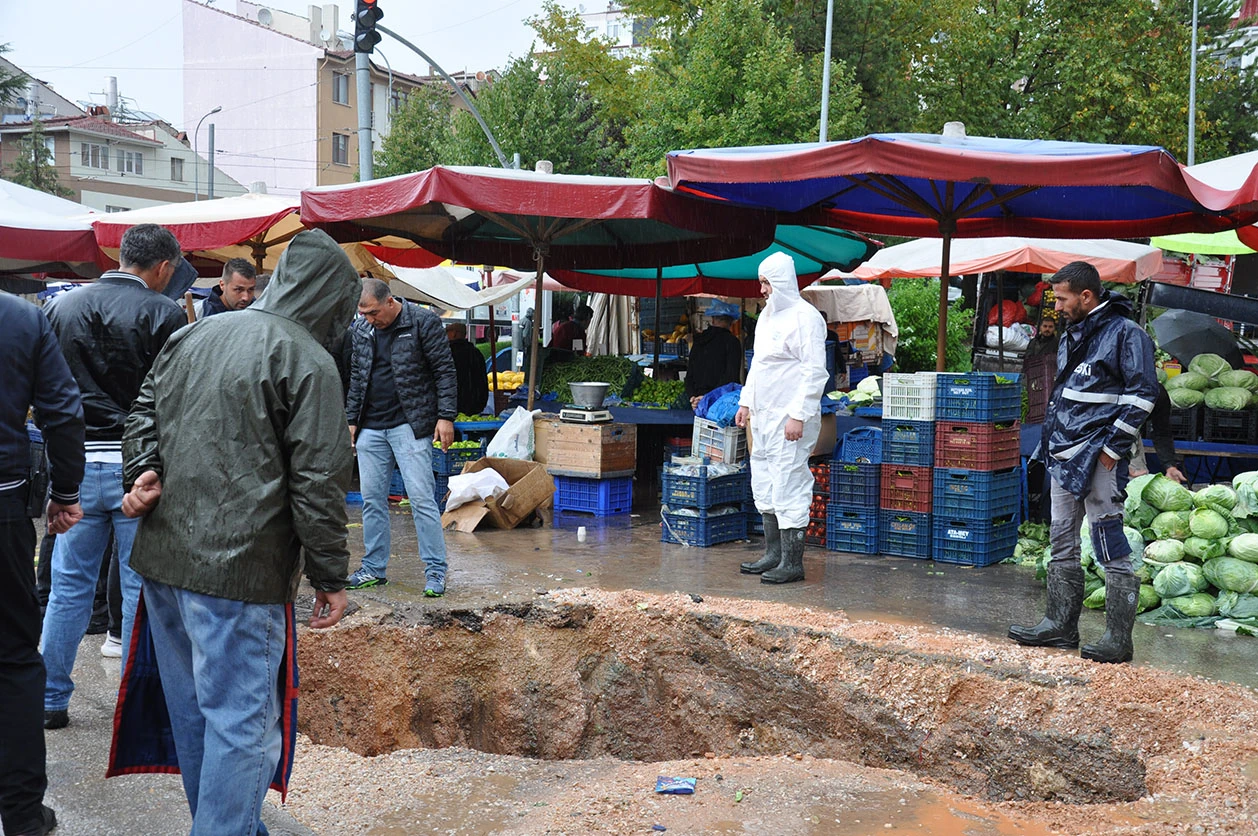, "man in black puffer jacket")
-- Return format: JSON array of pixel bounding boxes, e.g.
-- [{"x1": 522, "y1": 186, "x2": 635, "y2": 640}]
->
[{"x1": 345, "y1": 278, "x2": 458, "y2": 596}]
